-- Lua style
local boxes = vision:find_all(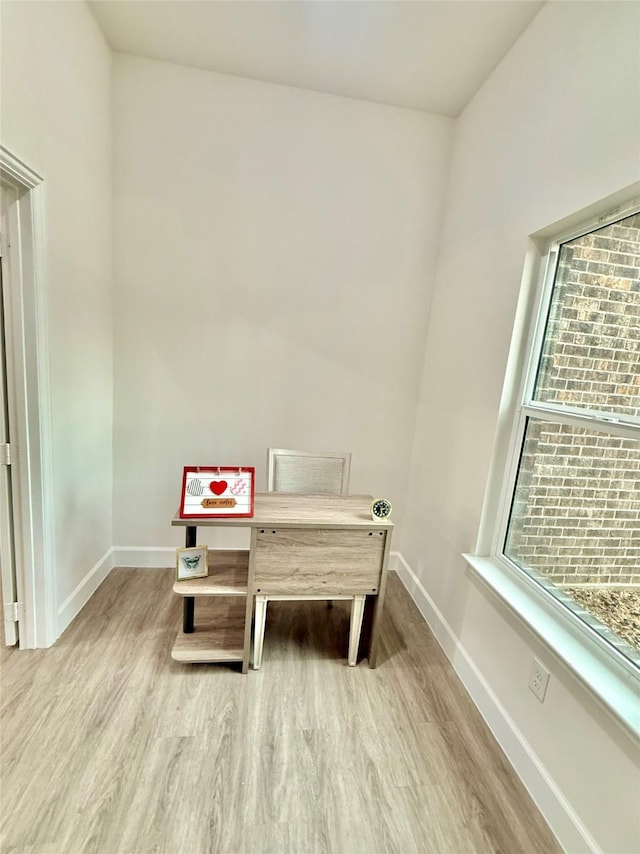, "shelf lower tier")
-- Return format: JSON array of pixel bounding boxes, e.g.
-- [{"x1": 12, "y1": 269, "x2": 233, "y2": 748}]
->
[
  {"x1": 171, "y1": 598, "x2": 246, "y2": 663},
  {"x1": 173, "y1": 549, "x2": 249, "y2": 597}
]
